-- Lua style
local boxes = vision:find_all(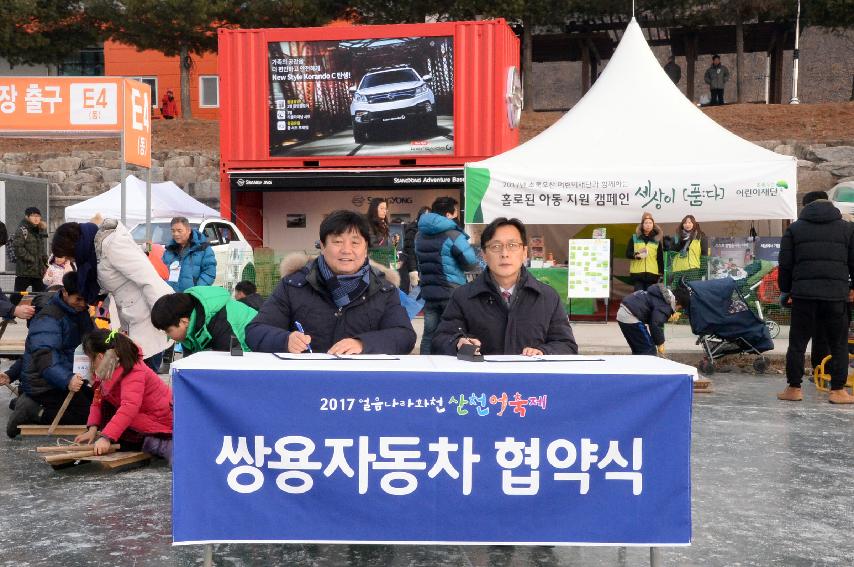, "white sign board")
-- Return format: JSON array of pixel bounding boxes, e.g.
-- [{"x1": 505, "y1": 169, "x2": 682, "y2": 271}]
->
[{"x1": 568, "y1": 239, "x2": 611, "y2": 299}]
